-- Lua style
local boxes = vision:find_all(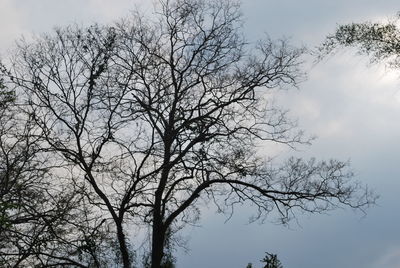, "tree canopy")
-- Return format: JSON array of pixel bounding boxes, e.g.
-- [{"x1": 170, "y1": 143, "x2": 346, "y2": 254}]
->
[{"x1": 0, "y1": 0, "x2": 375, "y2": 267}]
